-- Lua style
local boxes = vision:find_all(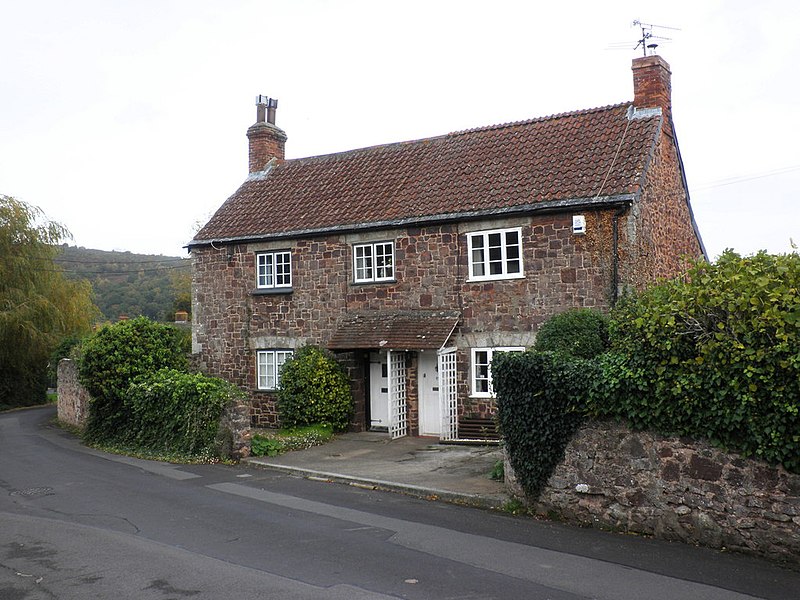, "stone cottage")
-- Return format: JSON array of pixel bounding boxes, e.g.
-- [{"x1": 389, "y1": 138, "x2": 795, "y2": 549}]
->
[{"x1": 188, "y1": 55, "x2": 704, "y2": 440}]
